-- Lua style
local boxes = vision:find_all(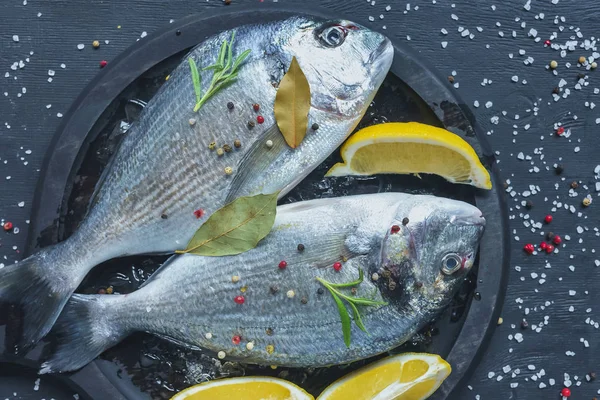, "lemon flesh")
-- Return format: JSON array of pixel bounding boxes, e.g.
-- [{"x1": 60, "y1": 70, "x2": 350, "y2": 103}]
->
[
  {"x1": 327, "y1": 122, "x2": 492, "y2": 190},
  {"x1": 316, "y1": 353, "x2": 451, "y2": 400},
  {"x1": 171, "y1": 376, "x2": 314, "y2": 400}
]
